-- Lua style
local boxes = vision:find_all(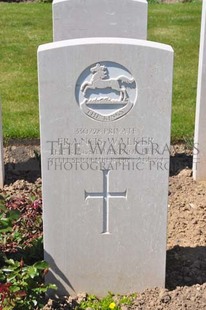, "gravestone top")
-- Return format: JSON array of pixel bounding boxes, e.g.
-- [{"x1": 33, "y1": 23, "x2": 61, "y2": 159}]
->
[
  {"x1": 38, "y1": 37, "x2": 173, "y2": 296},
  {"x1": 52, "y1": 0, "x2": 148, "y2": 41},
  {"x1": 38, "y1": 37, "x2": 173, "y2": 53}
]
